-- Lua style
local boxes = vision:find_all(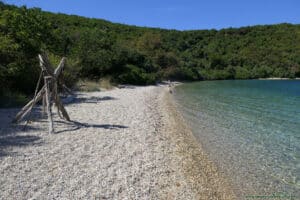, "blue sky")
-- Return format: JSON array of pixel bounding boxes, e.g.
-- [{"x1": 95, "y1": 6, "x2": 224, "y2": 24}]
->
[{"x1": 4, "y1": 0, "x2": 300, "y2": 30}]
